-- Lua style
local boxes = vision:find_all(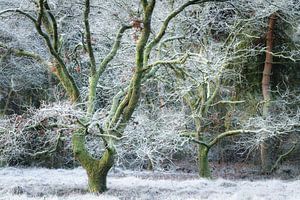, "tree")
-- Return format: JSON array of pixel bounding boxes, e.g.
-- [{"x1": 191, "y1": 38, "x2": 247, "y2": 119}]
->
[
  {"x1": 170, "y1": 0, "x2": 300, "y2": 177},
  {"x1": 1, "y1": 0, "x2": 231, "y2": 193},
  {"x1": 2, "y1": 0, "x2": 299, "y2": 191},
  {"x1": 260, "y1": 13, "x2": 277, "y2": 173},
  {"x1": 177, "y1": 36, "x2": 258, "y2": 178}
]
